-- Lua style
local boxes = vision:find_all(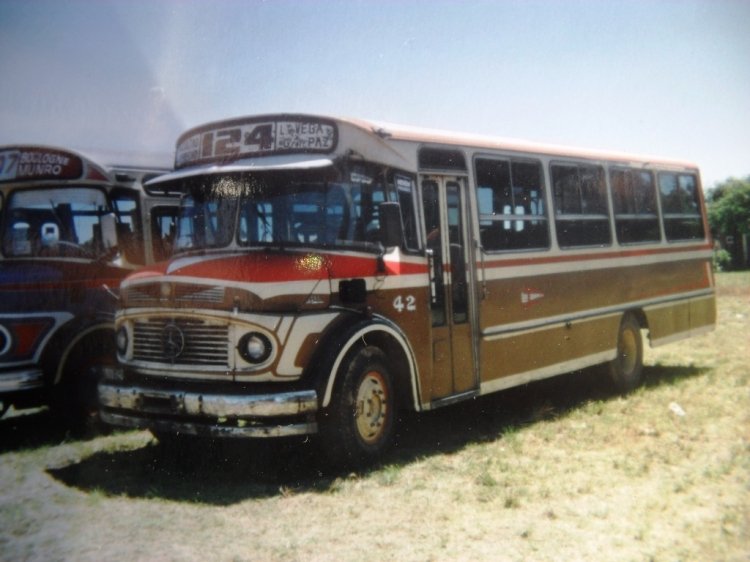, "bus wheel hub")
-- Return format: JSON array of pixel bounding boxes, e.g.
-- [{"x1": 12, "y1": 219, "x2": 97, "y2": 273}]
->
[{"x1": 355, "y1": 371, "x2": 388, "y2": 443}]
